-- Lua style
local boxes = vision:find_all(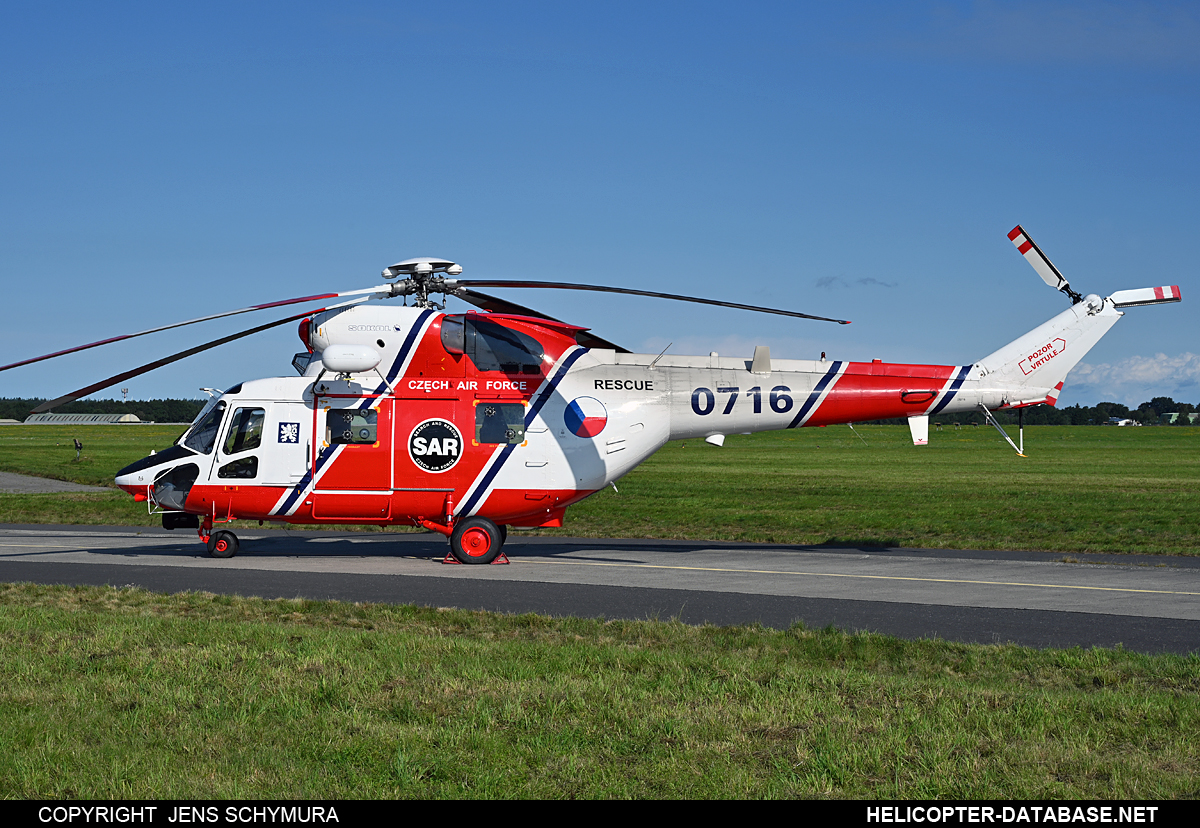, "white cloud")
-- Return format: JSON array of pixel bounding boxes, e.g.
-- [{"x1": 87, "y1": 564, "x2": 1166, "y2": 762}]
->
[{"x1": 1068, "y1": 352, "x2": 1200, "y2": 406}]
